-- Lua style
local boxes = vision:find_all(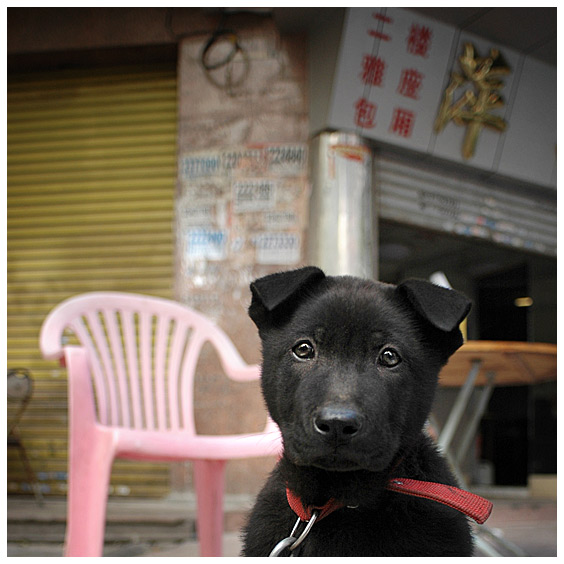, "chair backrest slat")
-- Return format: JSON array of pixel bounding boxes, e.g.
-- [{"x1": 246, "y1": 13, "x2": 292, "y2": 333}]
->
[
  {"x1": 70, "y1": 314, "x2": 110, "y2": 425},
  {"x1": 154, "y1": 315, "x2": 171, "y2": 431},
  {"x1": 121, "y1": 310, "x2": 144, "y2": 429},
  {"x1": 102, "y1": 308, "x2": 131, "y2": 428},
  {"x1": 180, "y1": 330, "x2": 204, "y2": 435},
  {"x1": 138, "y1": 312, "x2": 155, "y2": 431},
  {"x1": 166, "y1": 321, "x2": 190, "y2": 431},
  {"x1": 86, "y1": 310, "x2": 121, "y2": 426}
]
